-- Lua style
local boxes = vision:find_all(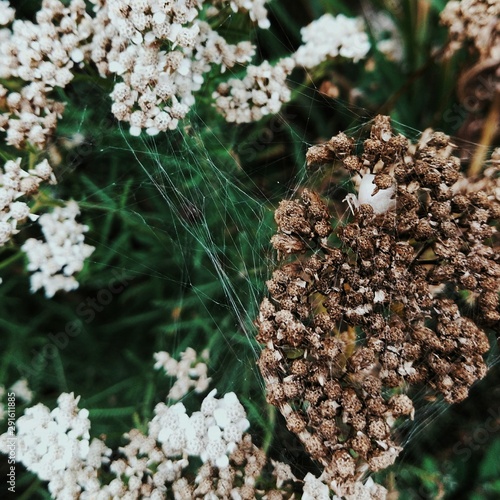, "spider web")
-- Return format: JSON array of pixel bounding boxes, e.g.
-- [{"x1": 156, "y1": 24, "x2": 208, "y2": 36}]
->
[{"x1": 103, "y1": 91, "x2": 499, "y2": 476}]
